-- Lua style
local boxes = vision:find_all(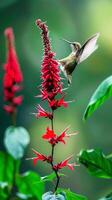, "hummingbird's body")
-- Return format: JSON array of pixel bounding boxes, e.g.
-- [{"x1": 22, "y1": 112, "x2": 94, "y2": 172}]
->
[
  {"x1": 60, "y1": 53, "x2": 77, "y2": 74},
  {"x1": 59, "y1": 53, "x2": 78, "y2": 84},
  {"x1": 59, "y1": 33, "x2": 100, "y2": 84}
]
